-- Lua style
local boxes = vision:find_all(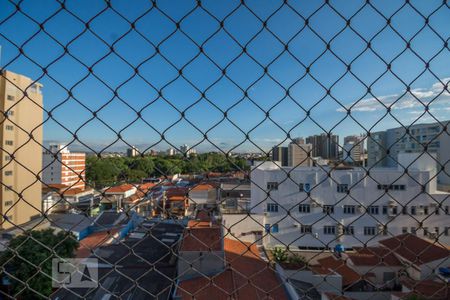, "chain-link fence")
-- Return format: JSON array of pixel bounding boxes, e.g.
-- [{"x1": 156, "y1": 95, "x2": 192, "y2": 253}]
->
[{"x1": 0, "y1": 0, "x2": 449, "y2": 299}]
